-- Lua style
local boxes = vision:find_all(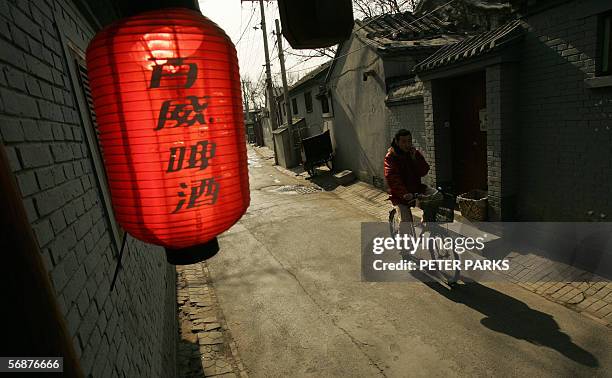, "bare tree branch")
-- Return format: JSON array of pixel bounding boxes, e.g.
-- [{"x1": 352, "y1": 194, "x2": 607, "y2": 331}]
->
[
  {"x1": 353, "y1": 0, "x2": 375, "y2": 18},
  {"x1": 285, "y1": 47, "x2": 337, "y2": 60},
  {"x1": 314, "y1": 47, "x2": 337, "y2": 59},
  {"x1": 285, "y1": 51, "x2": 323, "y2": 60},
  {"x1": 352, "y1": 0, "x2": 417, "y2": 19}
]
